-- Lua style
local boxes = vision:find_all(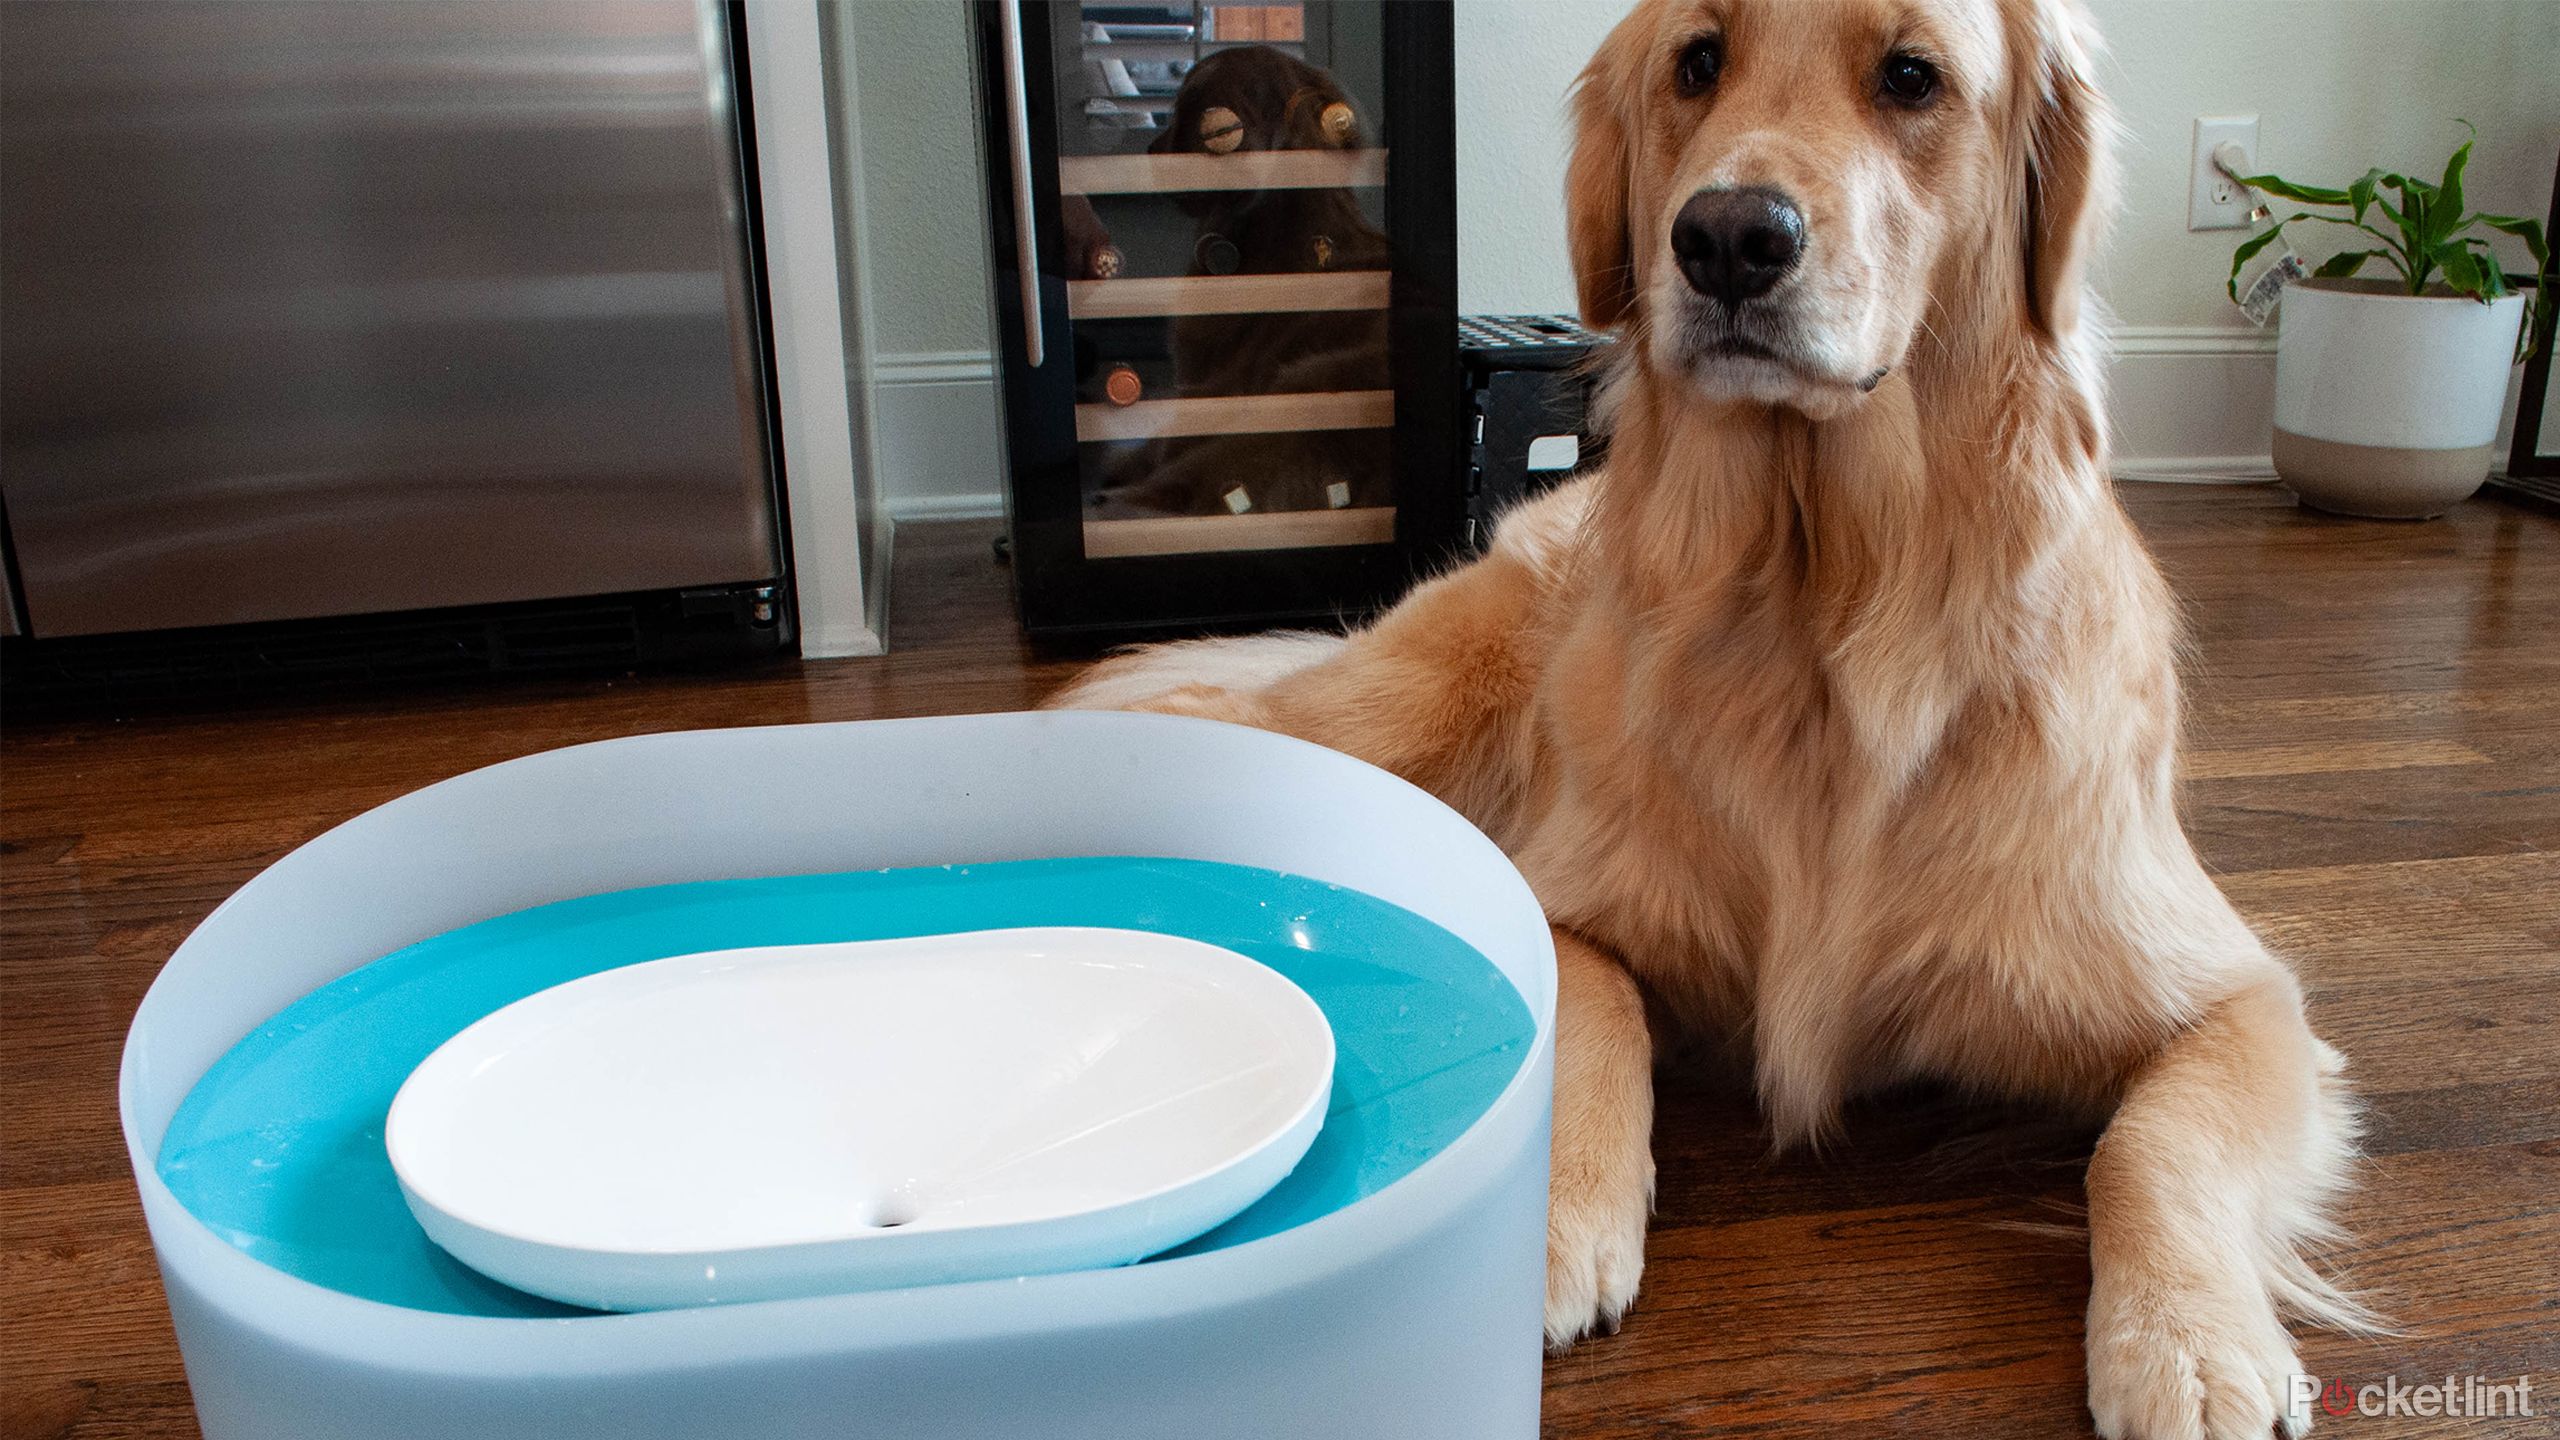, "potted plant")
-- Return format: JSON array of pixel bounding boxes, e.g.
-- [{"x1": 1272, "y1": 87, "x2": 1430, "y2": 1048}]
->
[{"x1": 2229, "y1": 127, "x2": 2551, "y2": 518}]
